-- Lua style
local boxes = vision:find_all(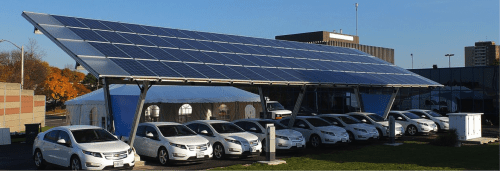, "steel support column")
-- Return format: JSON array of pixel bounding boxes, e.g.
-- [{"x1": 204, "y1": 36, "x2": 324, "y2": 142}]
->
[
  {"x1": 382, "y1": 88, "x2": 399, "y2": 119},
  {"x1": 258, "y1": 87, "x2": 268, "y2": 119},
  {"x1": 353, "y1": 87, "x2": 364, "y2": 112},
  {"x1": 103, "y1": 78, "x2": 114, "y2": 133},
  {"x1": 127, "y1": 81, "x2": 151, "y2": 147},
  {"x1": 288, "y1": 85, "x2": 307, "y2": 128}
]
